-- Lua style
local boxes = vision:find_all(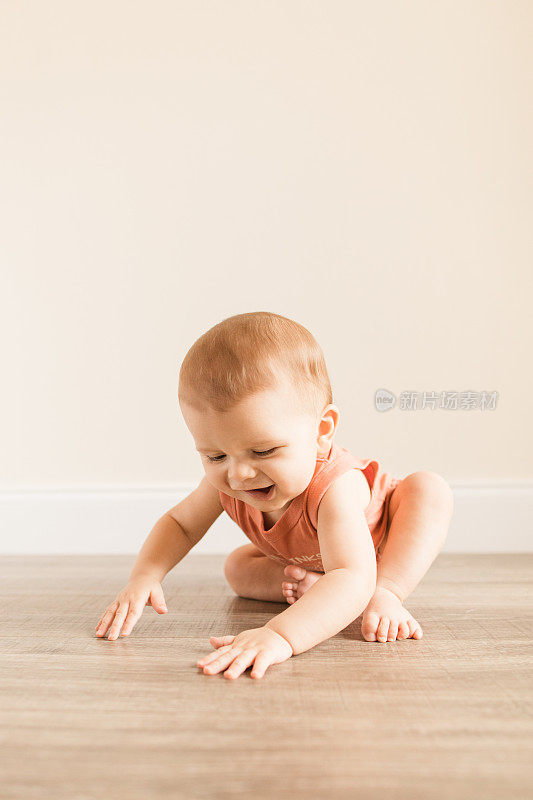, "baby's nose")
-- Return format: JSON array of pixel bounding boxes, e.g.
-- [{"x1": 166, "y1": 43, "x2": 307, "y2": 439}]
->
[{"x1": 228, "y1": 460, "x2": 256, "y2": 483}]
